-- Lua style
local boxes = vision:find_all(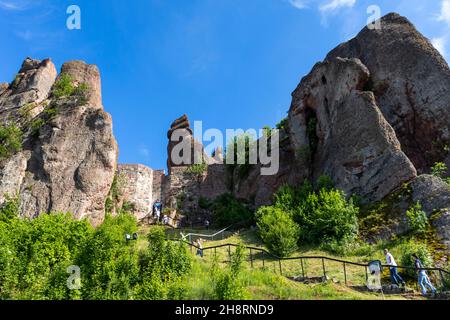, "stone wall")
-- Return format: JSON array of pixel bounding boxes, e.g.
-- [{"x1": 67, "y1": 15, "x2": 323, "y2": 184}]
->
[{"x1": 118, "y1": 164, "x2": 154, "y2": 221}]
